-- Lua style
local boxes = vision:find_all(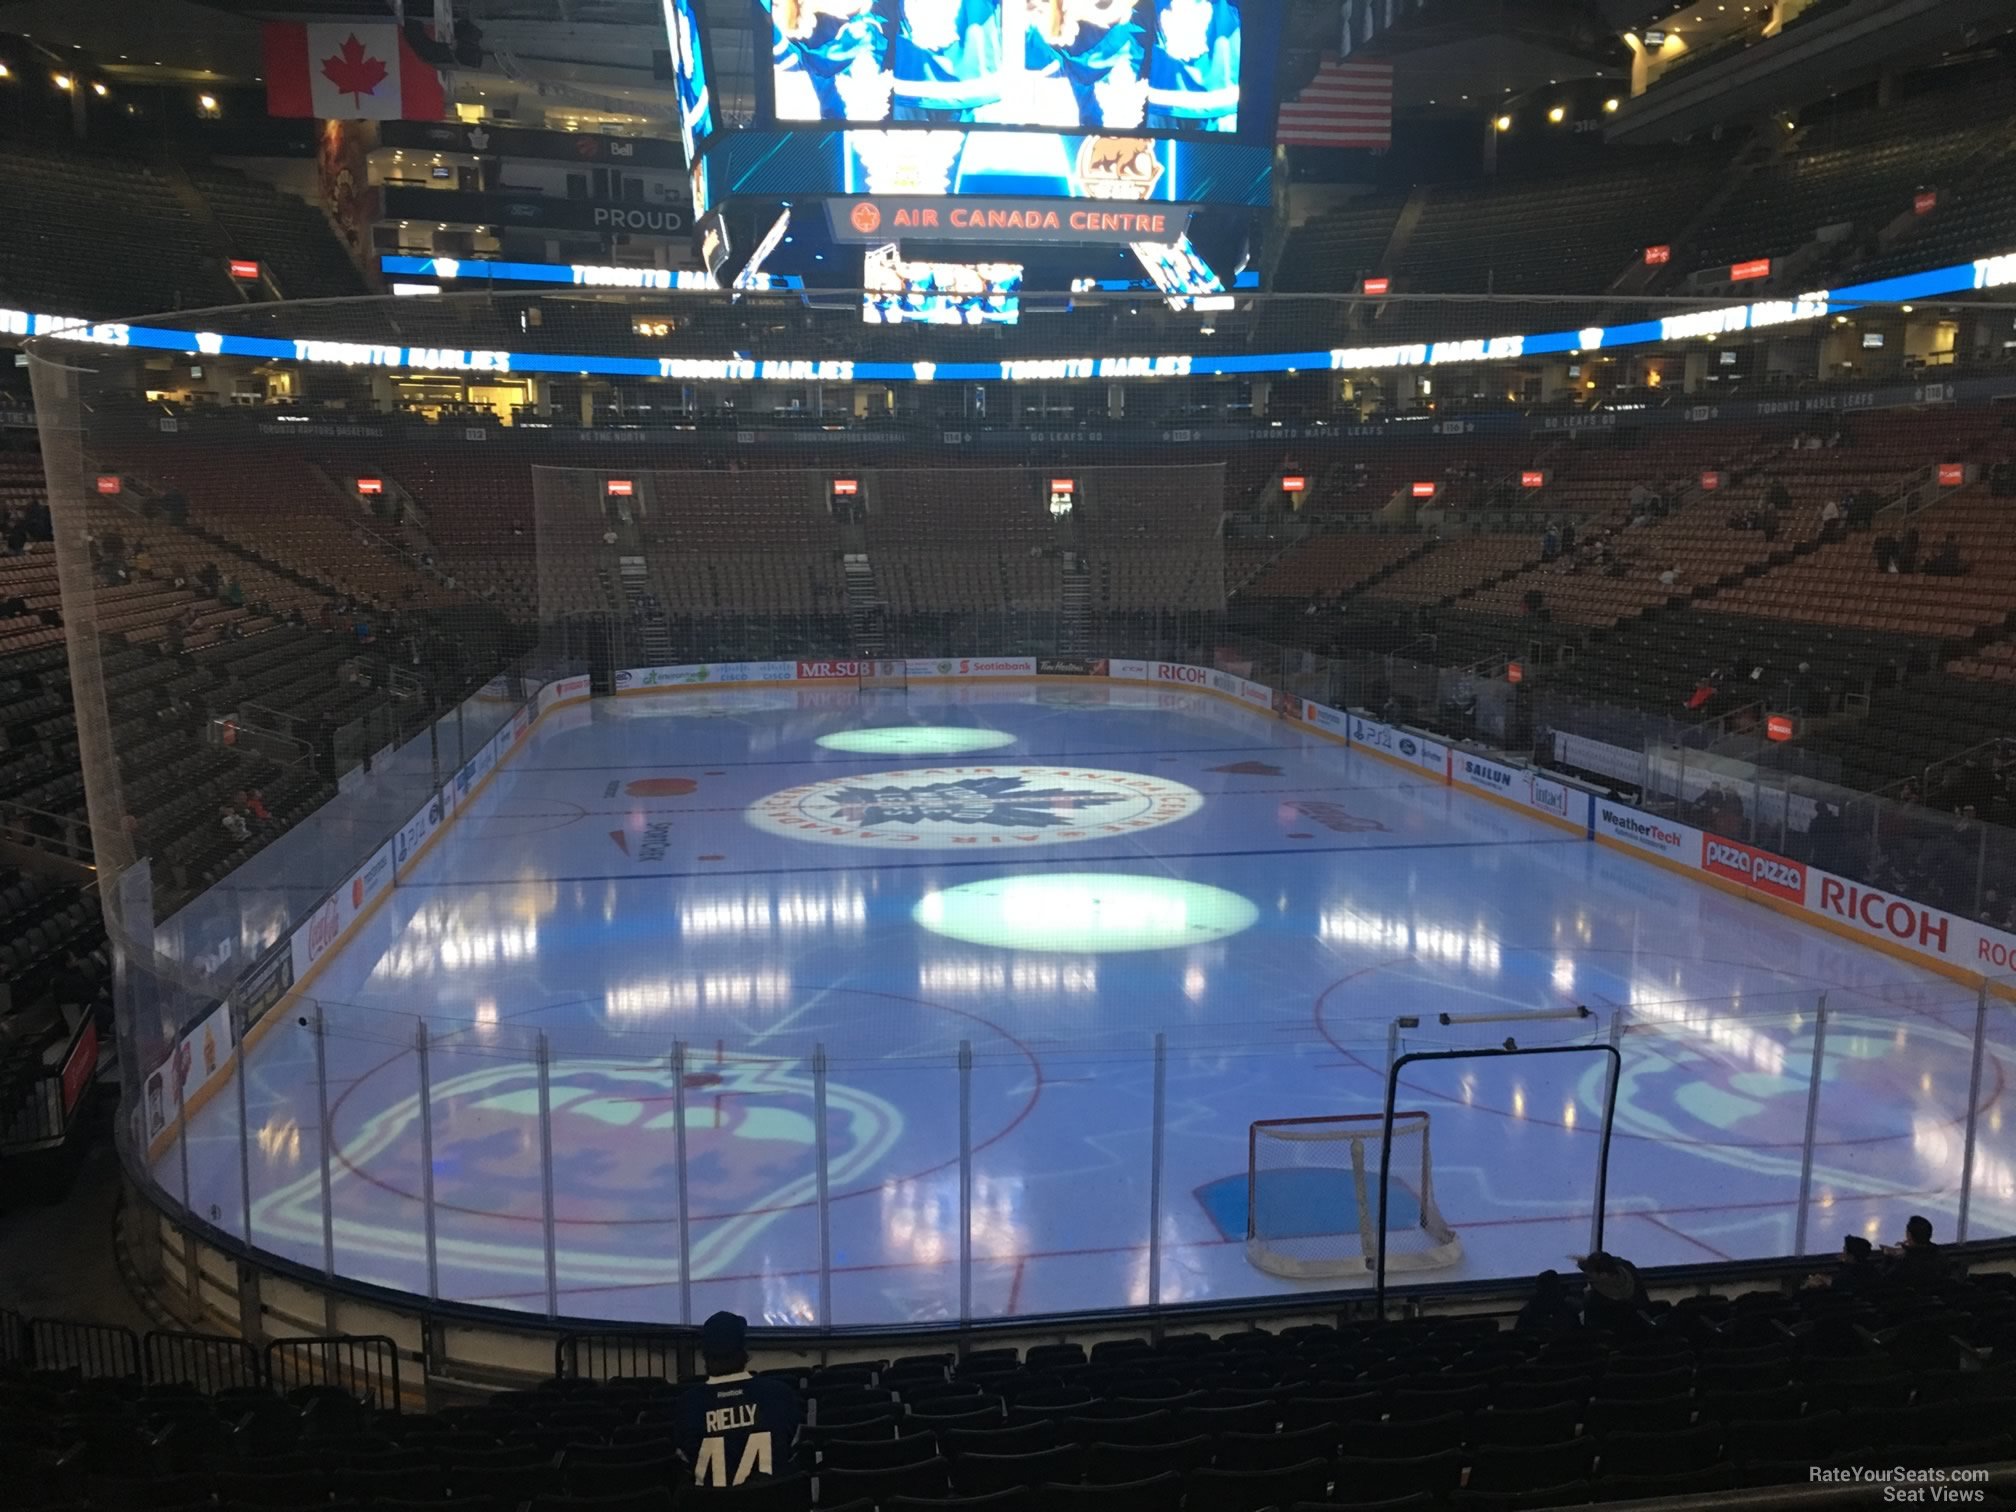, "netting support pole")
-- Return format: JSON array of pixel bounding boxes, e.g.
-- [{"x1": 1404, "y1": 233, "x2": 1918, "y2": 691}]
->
[
  {"x1": 1956, "y1": 982, "x2": 1991, "y2": 1243},
  {"x1": 535, "y1": 1031, "x2": 559, "y2": 1320},
  {"x1": 958, "y1": 1039, "x2": 974, "y2": 1325},
  {"x1": 1792, "y1": 993, "x2": 1830, "y2": 1257},
  {"x1": 814, "y1": 1043, "x2": 835, "y2": 1325},
  {"x1": 672, "y1": 1041, "x2": 694, "y2": 1326},
  {"x1": 1597, "y1": 1011, "x2": 1625, "y2": 1259},
  {"x1": 234, "y1": 1012, "x2": 252, "y2": 1246},
  {"x1": 1376, "y1": 1039, "x2": 1621, "y2": 1318},
  {"x1": 312, "y1": 1005, "x2": 336, "y2": 1278},
  {"x1": 175, "y1": 1052, "x2": 194, "y2": 1215},
  {"x1": 415, "y1": 1018, "x2": 440, "y2": 1303},
  {"x1": 1147, "y1": 1031, "x2": 1167, "y2": 1312}
]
